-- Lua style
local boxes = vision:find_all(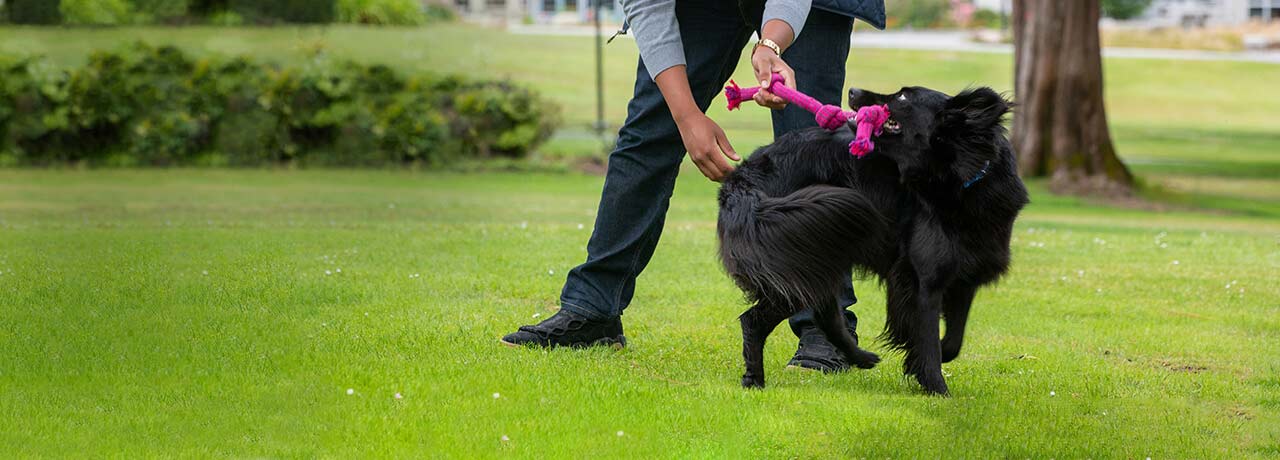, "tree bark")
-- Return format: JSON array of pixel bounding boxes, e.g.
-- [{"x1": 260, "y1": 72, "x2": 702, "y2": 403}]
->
[{"x1": 1012, "y1": 0, "x2": 1134, "y2": 196}]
